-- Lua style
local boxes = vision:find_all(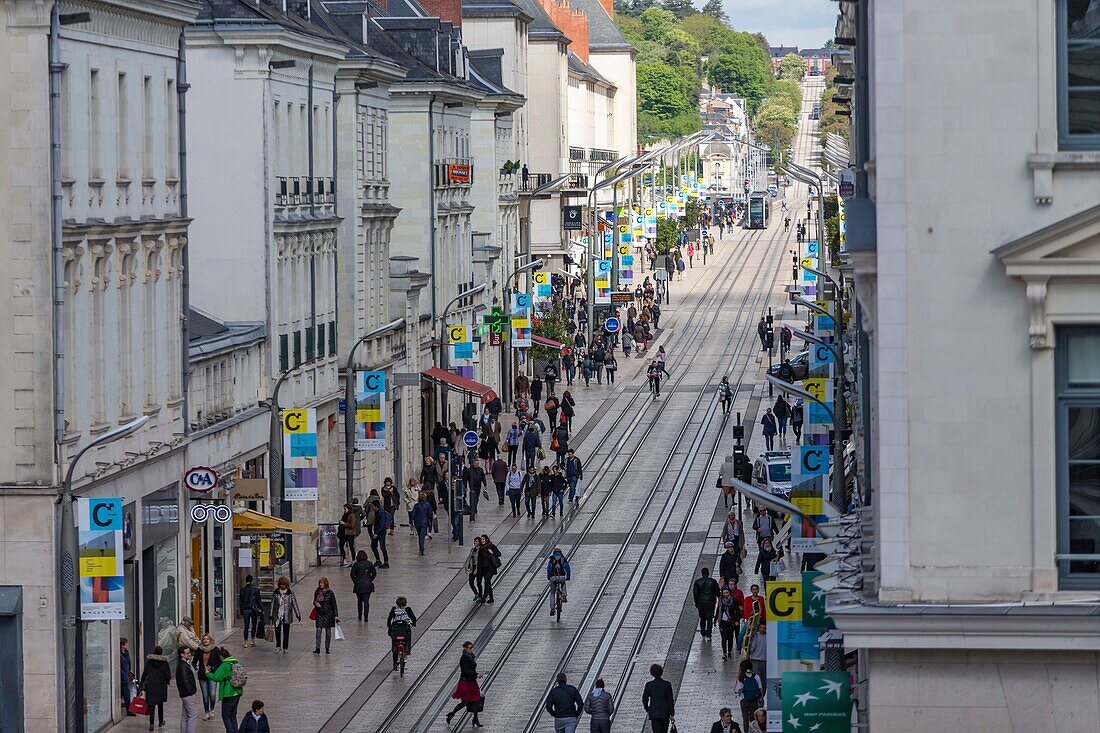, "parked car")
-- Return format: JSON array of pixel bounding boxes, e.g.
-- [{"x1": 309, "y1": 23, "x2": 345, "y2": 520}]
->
[
  {"x1": 768, "y1": 350, "x2": 810, "y2": 381},
  {"x1": 752, "y1": 451, "x2": 792, "y2": 500}
]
